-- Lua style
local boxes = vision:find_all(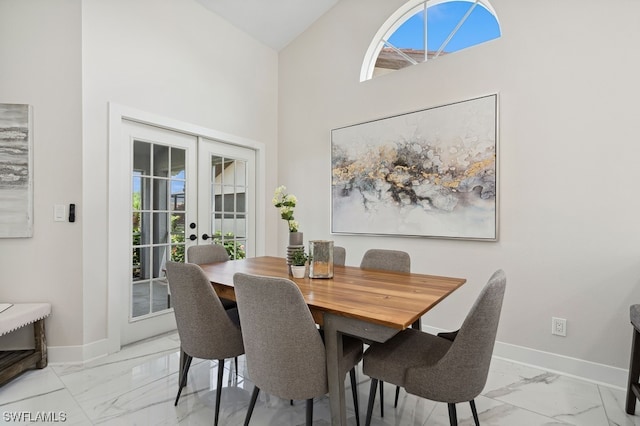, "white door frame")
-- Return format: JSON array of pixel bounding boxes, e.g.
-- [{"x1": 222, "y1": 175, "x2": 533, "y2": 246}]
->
[{"x1": 107, "y1": 103, "x2": 266, "y2": 354}]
